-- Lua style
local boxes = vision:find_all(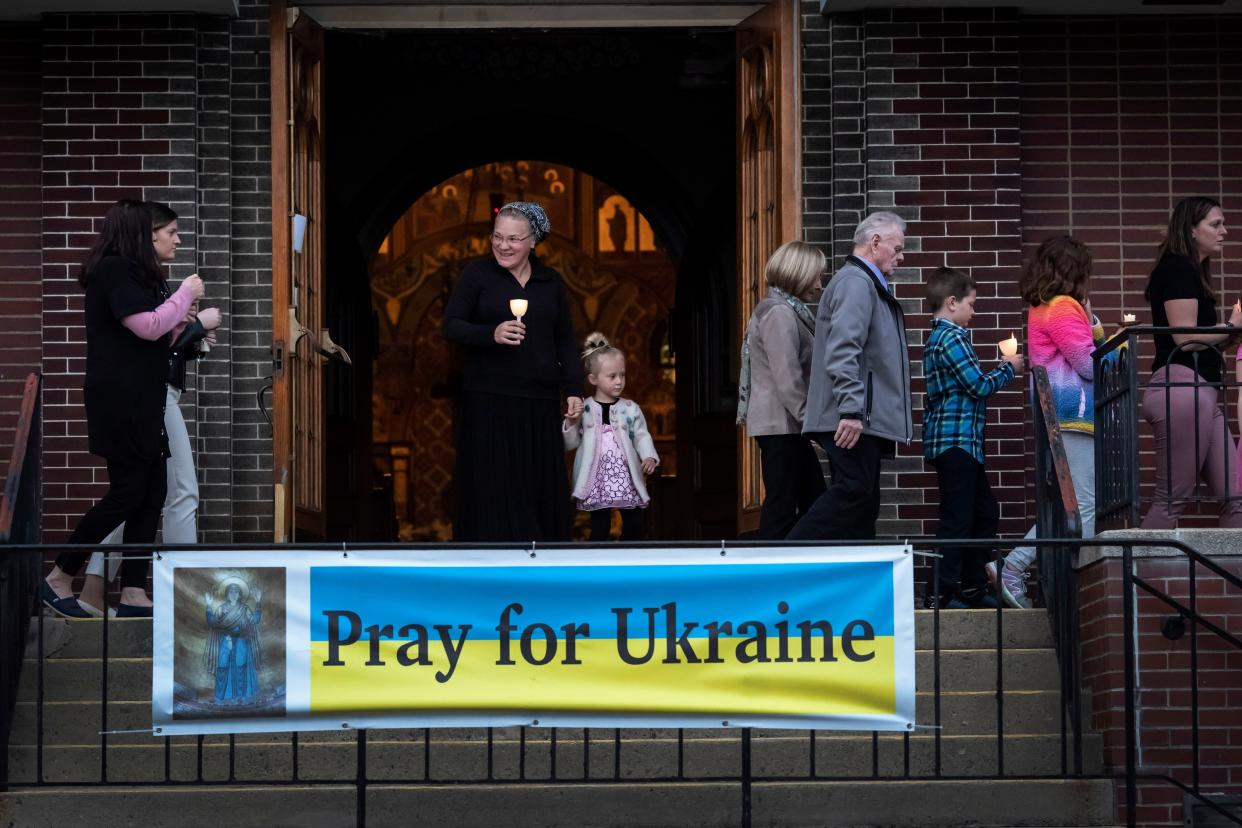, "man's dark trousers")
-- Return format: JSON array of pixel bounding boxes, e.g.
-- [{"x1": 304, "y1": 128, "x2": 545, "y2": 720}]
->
[
  {"x1": 928, "y1": 446, "x2": 997, "y2": 593},
  {"x1": 786, "y1": 432, "x2": 888, "y2": 540}
]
